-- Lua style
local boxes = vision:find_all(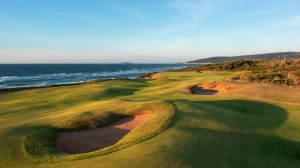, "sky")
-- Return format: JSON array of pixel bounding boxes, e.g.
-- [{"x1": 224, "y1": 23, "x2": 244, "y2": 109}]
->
[{"x1": 0, "y1": 0, "x2": 300, "y2": 63}]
